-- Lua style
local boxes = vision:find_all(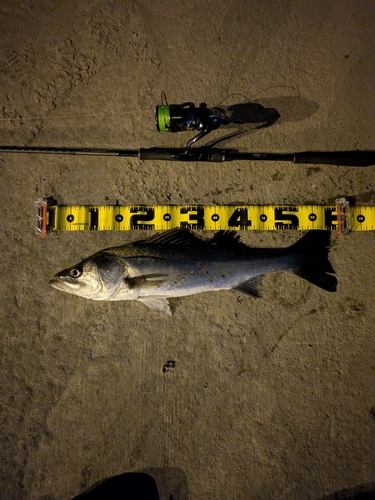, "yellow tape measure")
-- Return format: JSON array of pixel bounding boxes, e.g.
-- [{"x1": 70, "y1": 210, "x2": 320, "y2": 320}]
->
[{"x1": 35, "y1": 198, "x2": 374, "y2": 237}]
